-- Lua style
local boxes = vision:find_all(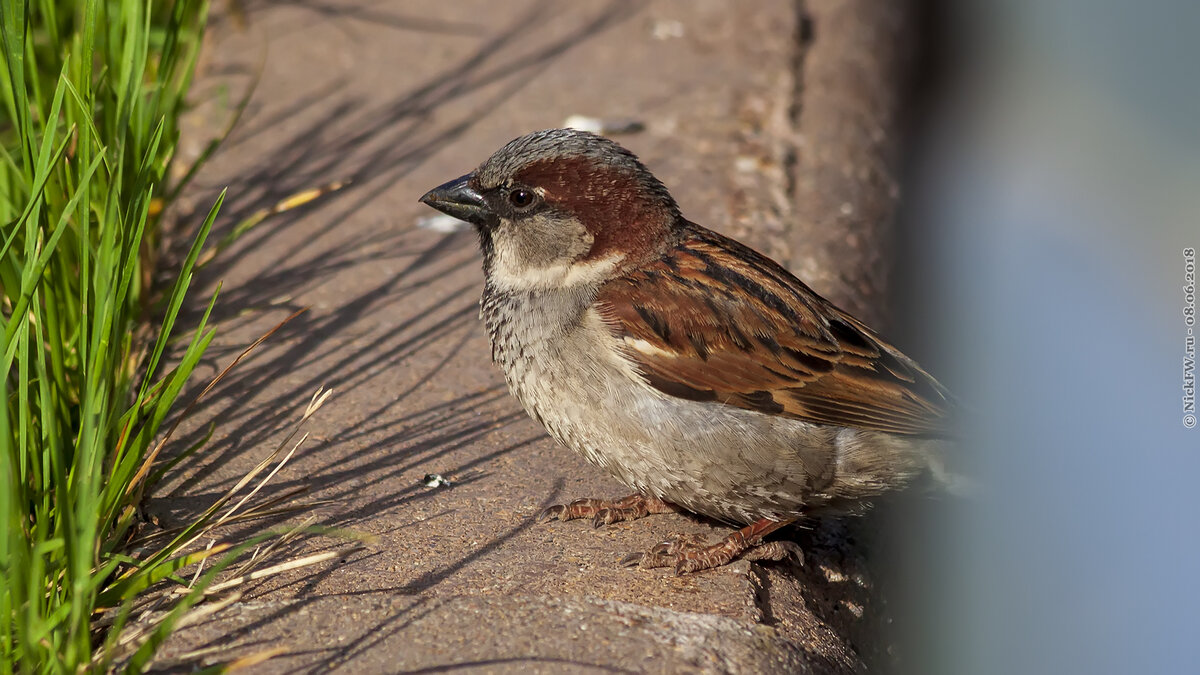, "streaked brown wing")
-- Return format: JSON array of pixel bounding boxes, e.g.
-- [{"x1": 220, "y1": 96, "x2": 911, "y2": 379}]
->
[{"x1": 596, "y1": 224, "x2": 952, "y2": 437}]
